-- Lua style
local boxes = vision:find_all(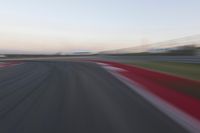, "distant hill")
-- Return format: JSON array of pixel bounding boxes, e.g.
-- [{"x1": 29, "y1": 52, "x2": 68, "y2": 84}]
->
[{"x1": 100, "y1": 34, "x2": 200, "y2": 54}]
